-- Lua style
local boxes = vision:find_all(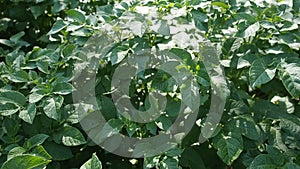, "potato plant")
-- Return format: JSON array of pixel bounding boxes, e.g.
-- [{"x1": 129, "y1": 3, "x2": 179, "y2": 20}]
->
[{"x1": 0, "y1": 0, "x2": 300, "y2": 169}]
